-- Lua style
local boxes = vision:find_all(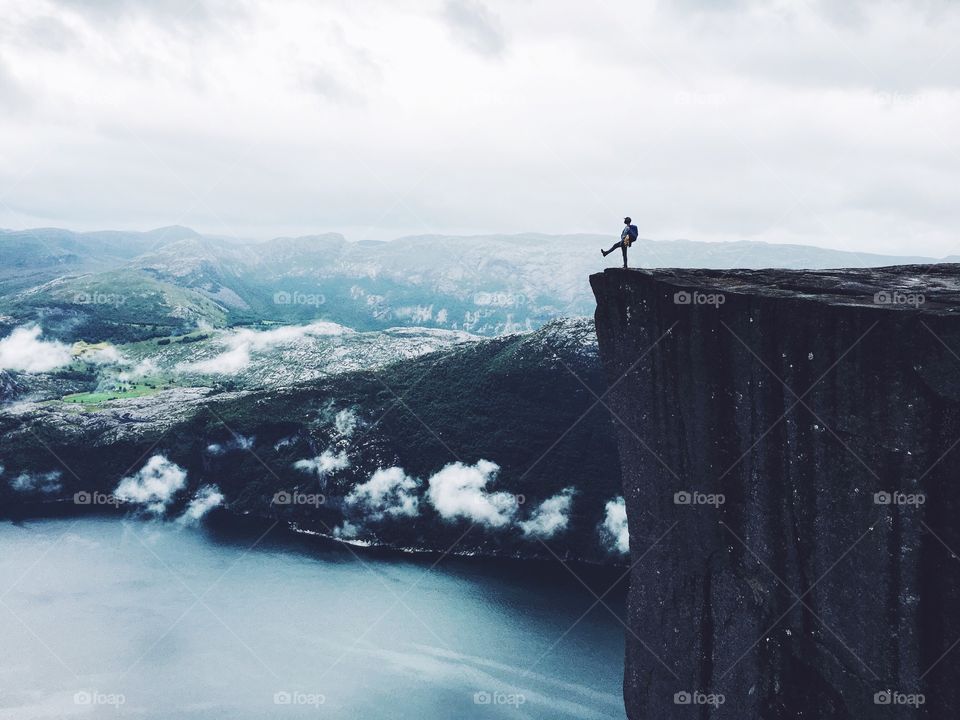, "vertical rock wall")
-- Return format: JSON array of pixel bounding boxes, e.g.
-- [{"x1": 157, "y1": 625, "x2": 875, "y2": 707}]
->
[{"x1": 591, "y1": 266, "x2": 960, "y2": 719}]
